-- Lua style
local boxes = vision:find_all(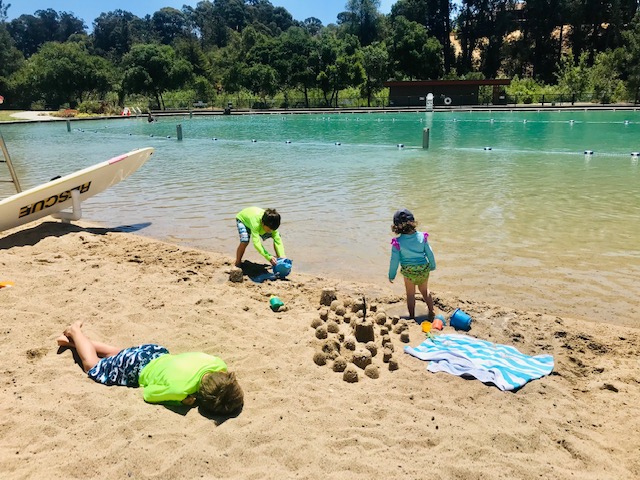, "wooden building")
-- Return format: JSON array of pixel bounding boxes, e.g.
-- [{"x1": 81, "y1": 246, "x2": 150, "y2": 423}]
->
[{"x1": 384, "y1": 79, "x2": 511, "y2": 107}]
